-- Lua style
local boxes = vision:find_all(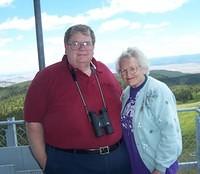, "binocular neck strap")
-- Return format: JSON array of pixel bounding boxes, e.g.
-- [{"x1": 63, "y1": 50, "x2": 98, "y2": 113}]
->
[{"x1": 68, "y1": 63, "x2": 107, "y2": 119}]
